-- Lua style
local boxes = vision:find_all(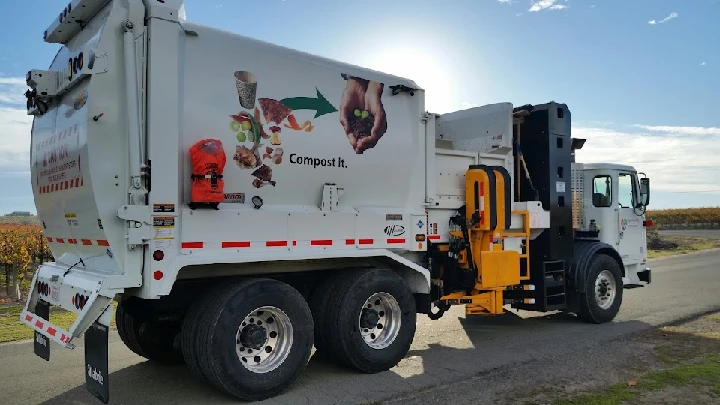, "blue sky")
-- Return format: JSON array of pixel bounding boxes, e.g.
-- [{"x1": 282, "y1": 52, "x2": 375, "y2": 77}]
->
[{"x1": 0, "y1": 0, "x2": 718, "y2": 214}]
